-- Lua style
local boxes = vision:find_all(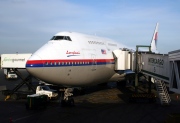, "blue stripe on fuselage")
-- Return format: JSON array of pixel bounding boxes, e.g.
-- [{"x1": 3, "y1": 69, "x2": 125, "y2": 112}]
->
[{"x1": 26, "y1": 62, "x2": 114, "y2": 68}]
